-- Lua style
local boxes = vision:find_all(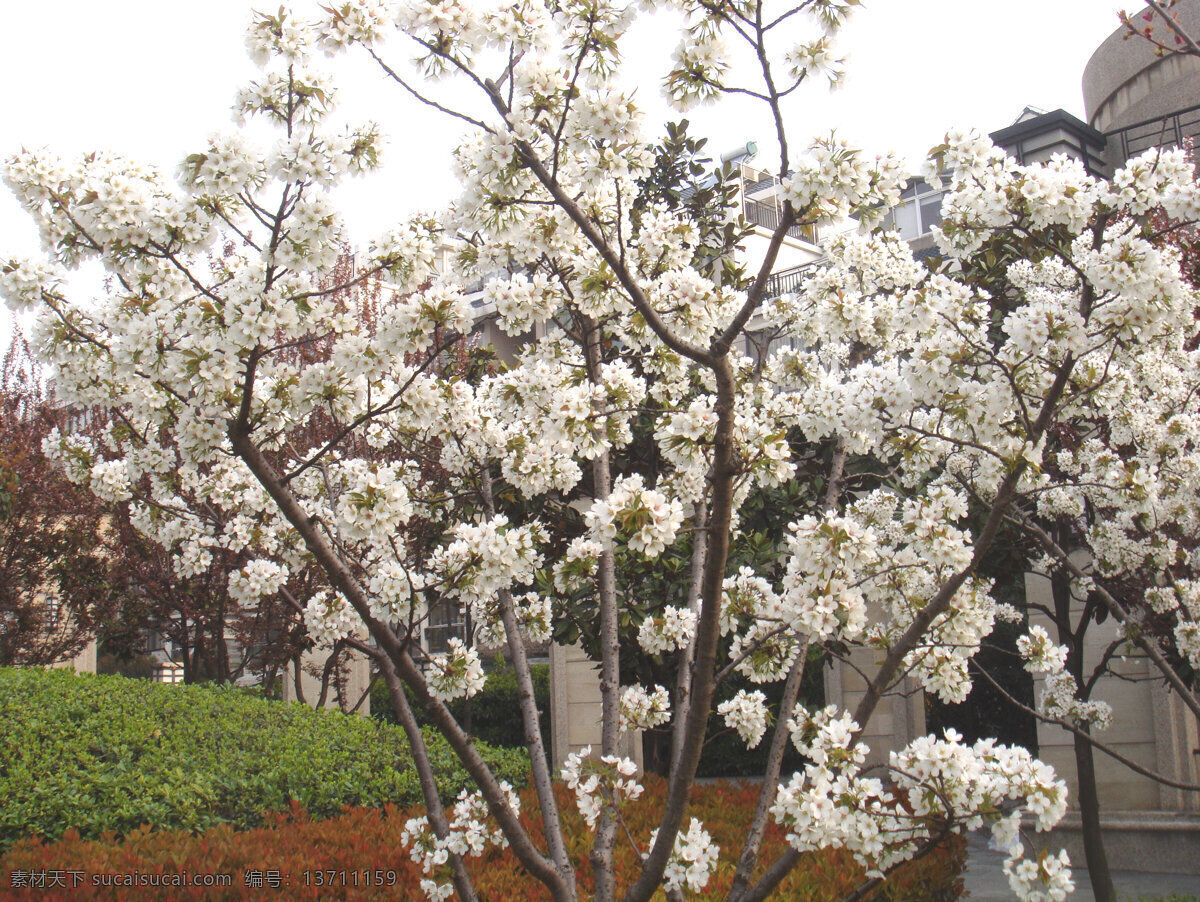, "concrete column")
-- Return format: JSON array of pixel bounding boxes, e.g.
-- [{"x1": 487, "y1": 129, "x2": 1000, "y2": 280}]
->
[
  {"x1": 1151, "y1": 677, "x2": 1200, "y2": 813},
  {"x1": 1026, "y1": 569, "x2": 1178, "y2": 812},
  {"x1": 550, "y1": 642, "x2": 642, "y2": 770},
  {"x1": 64, "y1": 638, "x2": 97, "y2": 673},
  {"x1": 282, "y1": 639, "x2": 372, "y2": 715},
  {"x1": 823, "y1": 647, "x2": 925, "y2": 769}
]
